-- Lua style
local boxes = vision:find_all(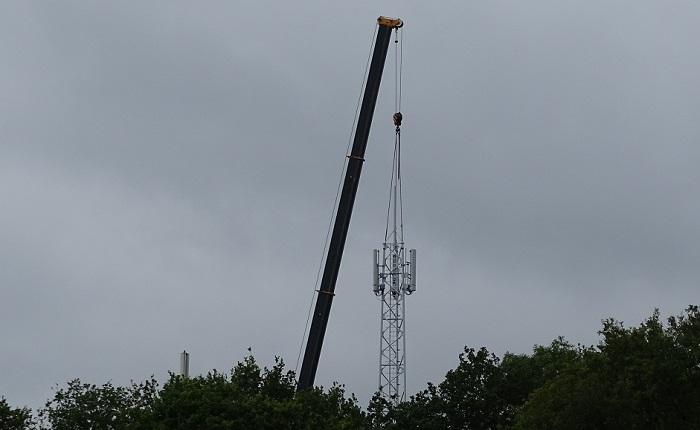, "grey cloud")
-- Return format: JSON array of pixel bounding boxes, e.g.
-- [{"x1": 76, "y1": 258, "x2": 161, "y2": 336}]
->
[{"x1": 2, "y1": 0, "x2": 700, "y2": 410}]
